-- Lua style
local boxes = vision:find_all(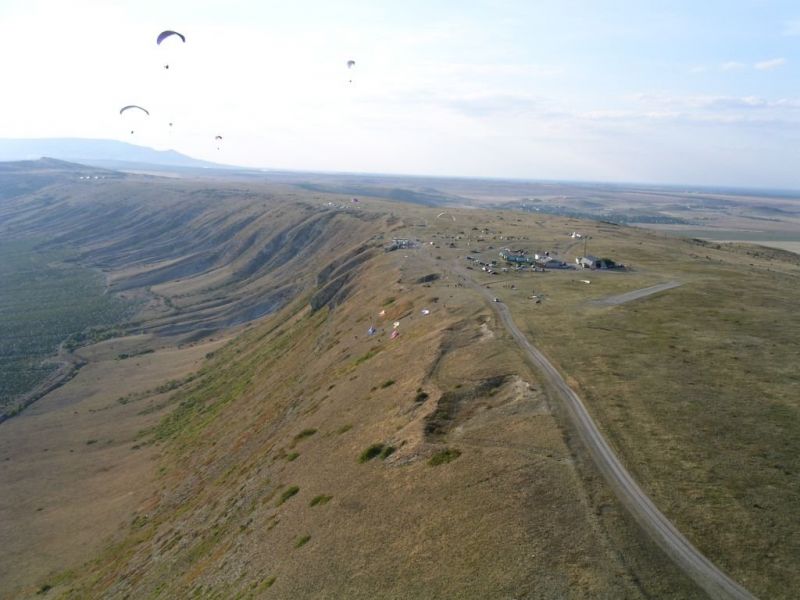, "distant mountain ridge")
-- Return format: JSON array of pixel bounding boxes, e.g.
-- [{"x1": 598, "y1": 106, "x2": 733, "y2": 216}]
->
[{"x1": 0, "y1": 138, "x2": 229, "y2": 170}]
